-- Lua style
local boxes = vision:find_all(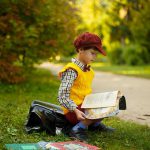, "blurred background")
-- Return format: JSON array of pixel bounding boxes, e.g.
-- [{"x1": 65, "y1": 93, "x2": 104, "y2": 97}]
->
[{"x1": 0, "y1": 0, "x2": 150, "y2": 84}]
